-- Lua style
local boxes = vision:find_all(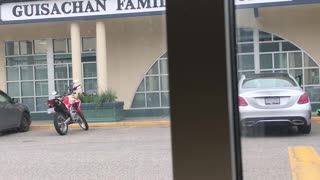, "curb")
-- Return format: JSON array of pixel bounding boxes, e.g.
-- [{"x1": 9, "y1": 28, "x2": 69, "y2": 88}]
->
[
  {"x1": 312, "y1": 116, "x2": 320, "y2": 122},
  {"x1": 31, "y1": 121, "x2": 171, "y2": 130}
]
